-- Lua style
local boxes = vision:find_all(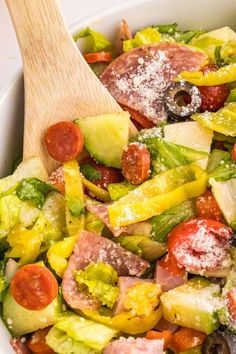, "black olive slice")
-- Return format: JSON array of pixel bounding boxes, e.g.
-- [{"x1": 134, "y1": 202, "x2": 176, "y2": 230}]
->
[
  {"x1": 164, "y1": 80, "x2": 201, "y2": 121},
  {"x1": 202, "y1": 332, "x2": 231, "y2": 354}
]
